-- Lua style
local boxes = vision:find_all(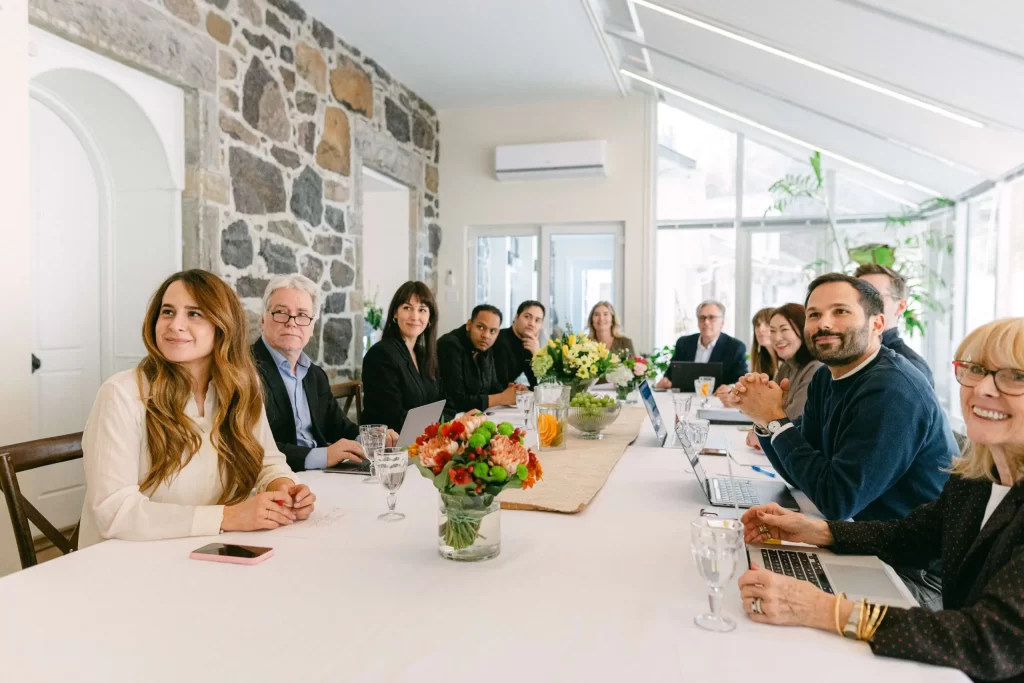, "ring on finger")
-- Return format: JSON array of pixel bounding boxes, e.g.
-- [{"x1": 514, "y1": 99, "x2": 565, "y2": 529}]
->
[
  {"x1": 752, "y1": 598, "x2": 763, "y2": 615},
  {"x1": 758, "y1": 524, "x2": 770, "y2": 536}
]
